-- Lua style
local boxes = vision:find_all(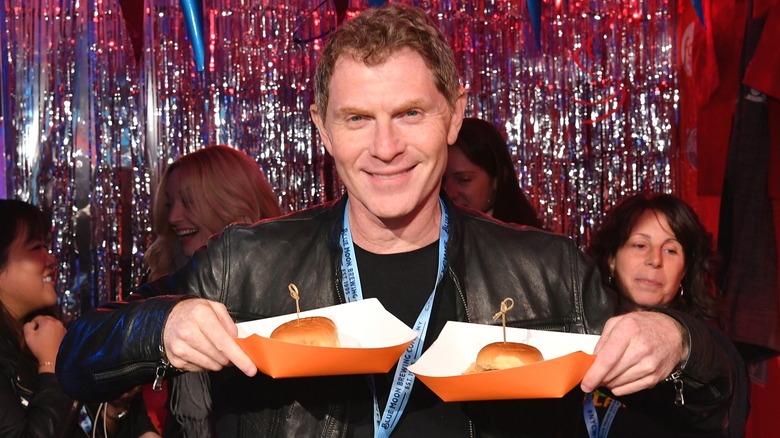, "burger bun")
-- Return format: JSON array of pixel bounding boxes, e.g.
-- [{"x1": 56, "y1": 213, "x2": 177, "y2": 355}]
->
[
  {"x1": 270, "y1": 316, "x2": 340, "y2": 347},
  {"x1": 463, "y1": 341, "x2": 543, "y2": 374}
]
